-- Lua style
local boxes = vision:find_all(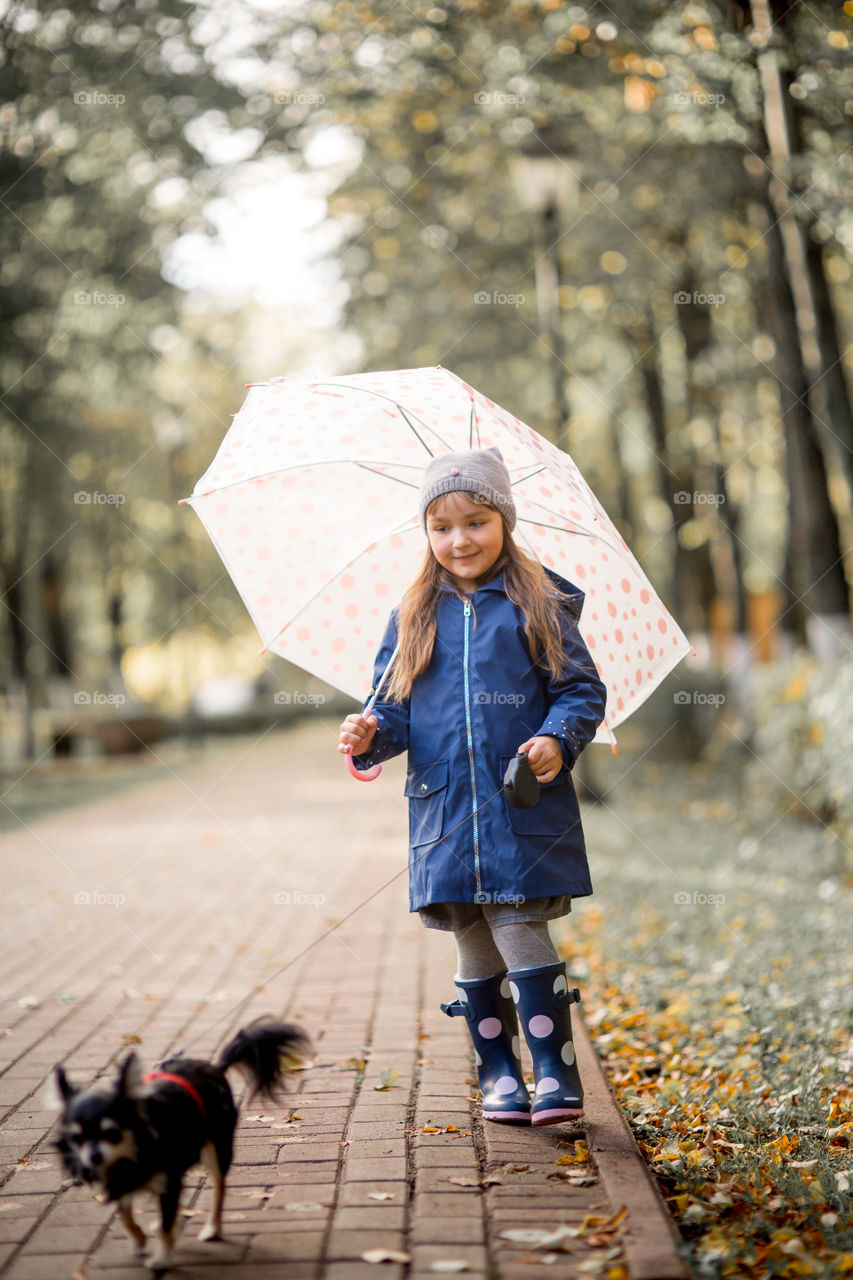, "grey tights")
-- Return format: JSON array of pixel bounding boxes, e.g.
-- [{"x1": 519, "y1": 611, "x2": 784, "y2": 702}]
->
[{"x1": 453, "y1": 916, "x2": 560, "y2": 979}]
